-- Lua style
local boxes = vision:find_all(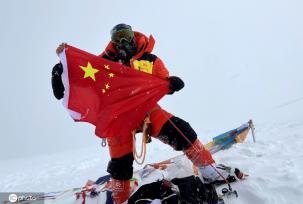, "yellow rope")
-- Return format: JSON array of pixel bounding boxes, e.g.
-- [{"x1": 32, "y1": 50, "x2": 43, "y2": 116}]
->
[
  {"x1": 133, "y1": 132, "x2": 147, "y2": 165},
  {"x1": 133, "y1": 116, "x2": 151, "y2": 165}
]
